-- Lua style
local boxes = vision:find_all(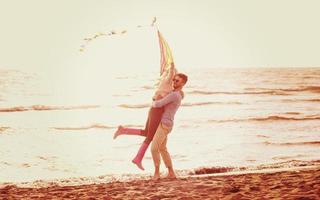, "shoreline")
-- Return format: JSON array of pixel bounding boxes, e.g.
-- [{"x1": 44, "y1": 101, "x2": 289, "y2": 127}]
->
[
  {"x1": 1, "y1": 165, "x2": 319, "y2": 199},
  {"x1": 2, "y1": 159, "x2": 319, "y2": 189}
]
